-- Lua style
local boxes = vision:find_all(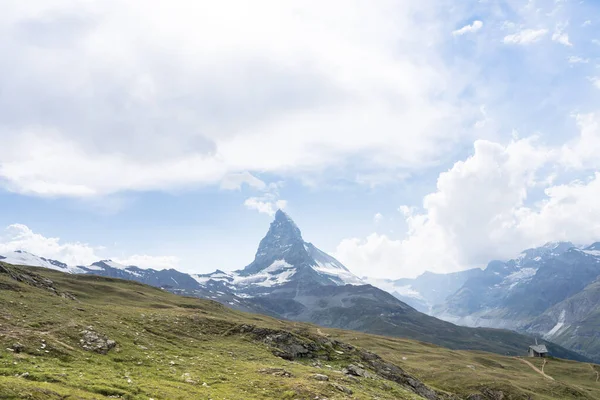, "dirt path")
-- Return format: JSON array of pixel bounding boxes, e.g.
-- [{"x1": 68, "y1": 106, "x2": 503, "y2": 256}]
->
[
  {"x1": 515, "y1": 357, "x2": 555, "y2": 381},
  {"x1": 589, "y1": 364, "x2": 599, "y2": 382}
]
